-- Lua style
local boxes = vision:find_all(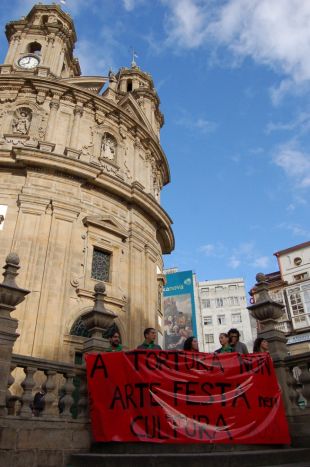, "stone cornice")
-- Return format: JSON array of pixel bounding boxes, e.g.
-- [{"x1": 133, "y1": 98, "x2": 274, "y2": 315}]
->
[{"x1": 0, "y1": 75, "x2": 170, "y2": 185}]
